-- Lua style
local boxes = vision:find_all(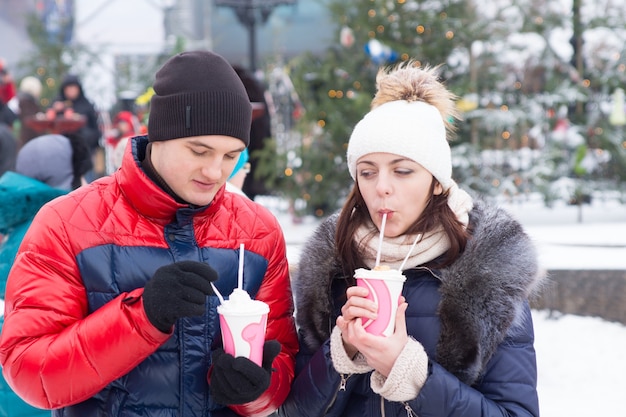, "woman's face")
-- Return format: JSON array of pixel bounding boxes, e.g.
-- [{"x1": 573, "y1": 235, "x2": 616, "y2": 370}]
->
[
  {"x1": 356, "y1": 152, "x2": 442, "y2": 238},
  {"x1": 151, "y1": 135, "x2": 245, "y2": 206}
]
